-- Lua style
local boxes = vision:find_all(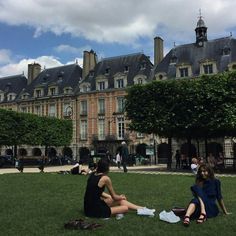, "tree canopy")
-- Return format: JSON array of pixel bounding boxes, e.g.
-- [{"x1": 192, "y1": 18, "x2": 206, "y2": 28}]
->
[
  {"x1": 125, "y1": 71, "x2": 236, "y2": 139},
  {"x1": 0, "y1": 109, "x2": 73, "y2": 147}
]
